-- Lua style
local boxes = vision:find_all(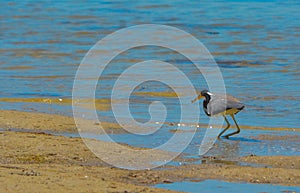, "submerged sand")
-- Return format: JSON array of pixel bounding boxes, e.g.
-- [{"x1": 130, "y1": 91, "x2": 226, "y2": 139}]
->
[{"x1": 0, "y1": 110, "x2": 300, "y2": 192}]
